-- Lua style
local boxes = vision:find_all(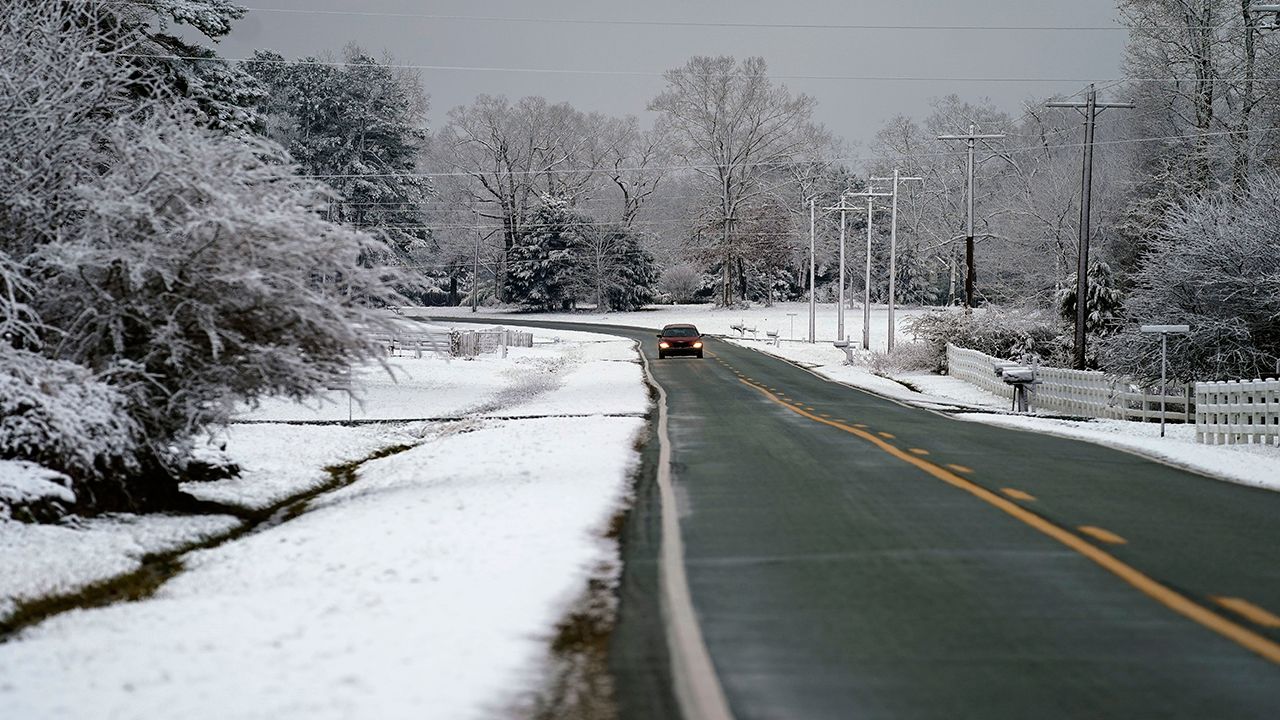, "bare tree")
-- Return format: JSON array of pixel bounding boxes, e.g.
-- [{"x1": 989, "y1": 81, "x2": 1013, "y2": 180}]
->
[
  {"x1": 650, "y1": 56, "x2": 824, "y2": 306},
  {"x1": 432, "y1": 95, "x2": 621, "y2": 299}
]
